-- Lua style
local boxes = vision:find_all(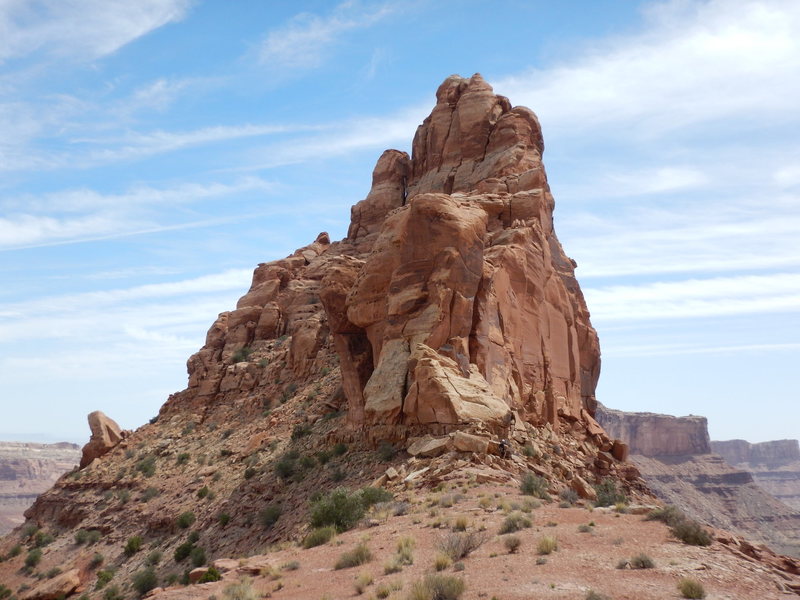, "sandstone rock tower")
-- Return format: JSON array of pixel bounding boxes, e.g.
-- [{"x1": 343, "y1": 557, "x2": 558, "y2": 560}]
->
[{"x1": 176, "y1": 73, "x2": 601, "y2": 442}]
